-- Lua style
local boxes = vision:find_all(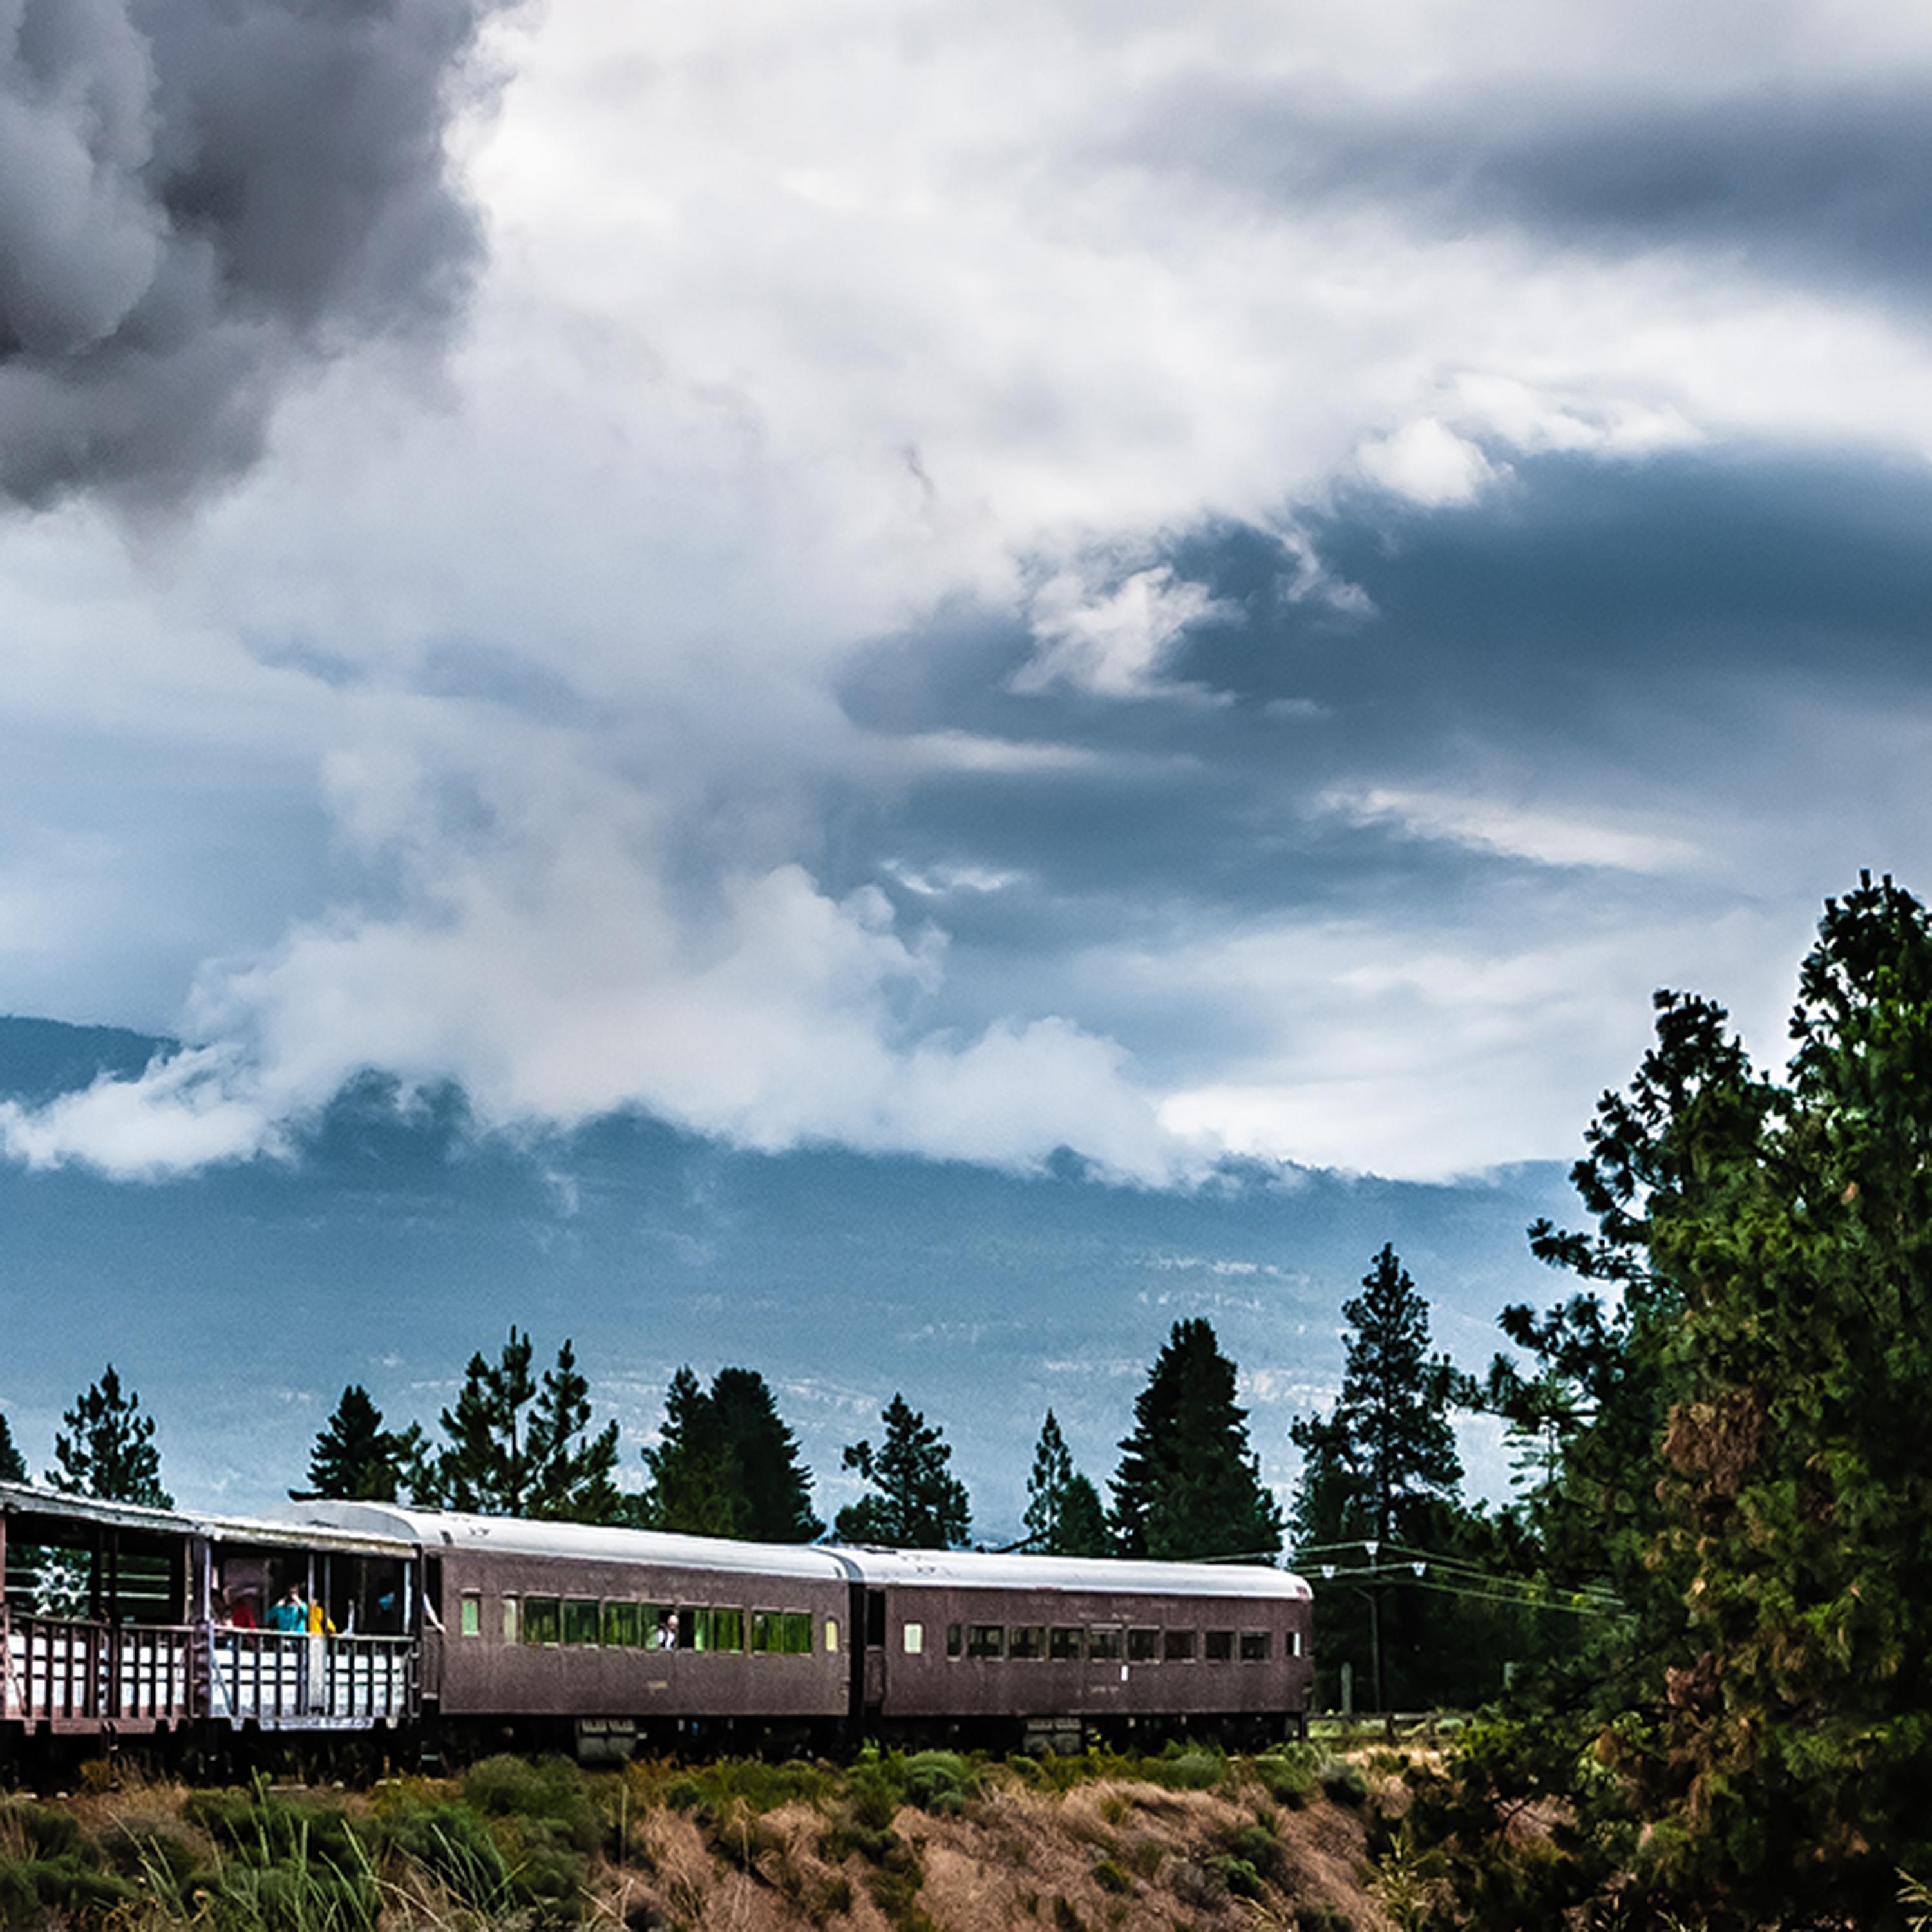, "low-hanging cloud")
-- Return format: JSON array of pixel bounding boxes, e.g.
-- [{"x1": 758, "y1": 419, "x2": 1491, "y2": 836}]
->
[{"x1": 0, "y1": 0, "x2": 502, "y2": 509}]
